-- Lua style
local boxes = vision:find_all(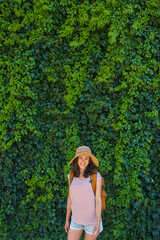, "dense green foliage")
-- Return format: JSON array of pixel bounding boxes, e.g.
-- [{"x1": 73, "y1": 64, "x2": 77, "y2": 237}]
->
[{"x1": 0, "y1": 0, "x2": 159, "y2": 239}]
